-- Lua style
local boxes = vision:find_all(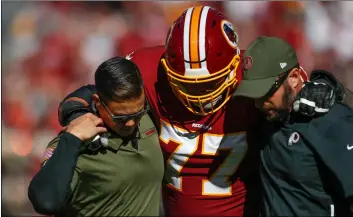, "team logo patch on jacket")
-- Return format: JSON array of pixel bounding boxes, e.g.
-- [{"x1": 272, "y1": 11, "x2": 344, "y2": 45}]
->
[{"x1": 288, "y1": 132, "x2": 300, "y2": 147}]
